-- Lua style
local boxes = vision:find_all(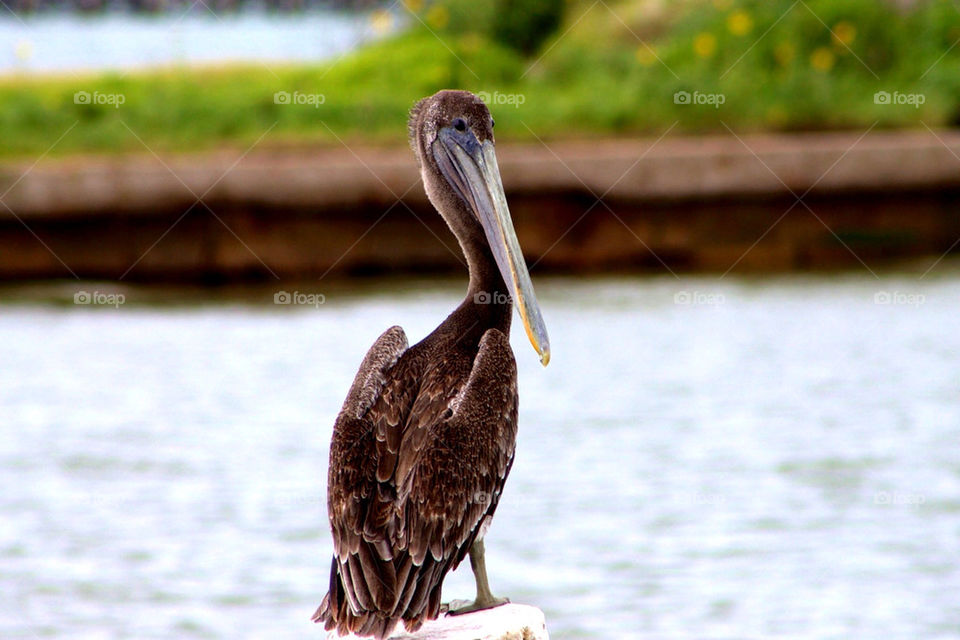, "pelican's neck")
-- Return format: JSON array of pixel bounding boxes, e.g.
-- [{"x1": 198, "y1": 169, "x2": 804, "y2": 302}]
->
[
  {"x1": 464, "y1": 237, "x2": 498, "y2": 296},
  {"x1": 421, "y1": 161, "x2": 513, "y2": 339},
  {"x1": 456, "y1": 222, "x2": 513, "y2": 336}
]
